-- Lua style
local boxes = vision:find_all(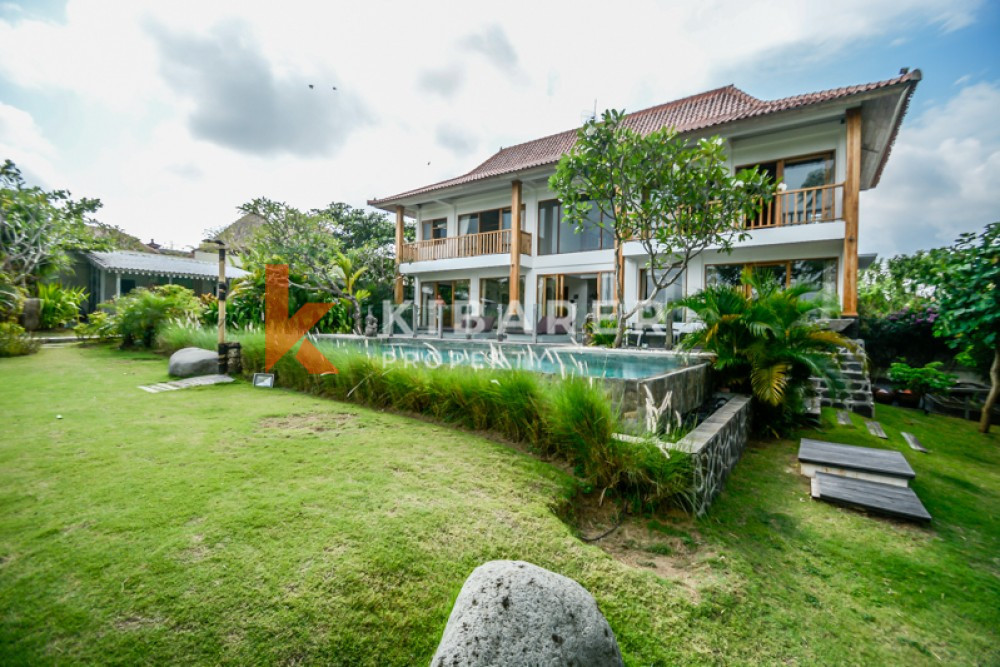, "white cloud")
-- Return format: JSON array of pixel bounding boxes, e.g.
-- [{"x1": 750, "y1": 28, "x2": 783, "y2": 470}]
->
[
  {"x1": 862, "y1": 81, "x2": 1000, "y2": 256},
  {"x1": 0, "y1": 0, "x2": 989, "y2": 249},
  {"x1": 0, "y1": 101, "x2": 60, "y2": 186}
]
